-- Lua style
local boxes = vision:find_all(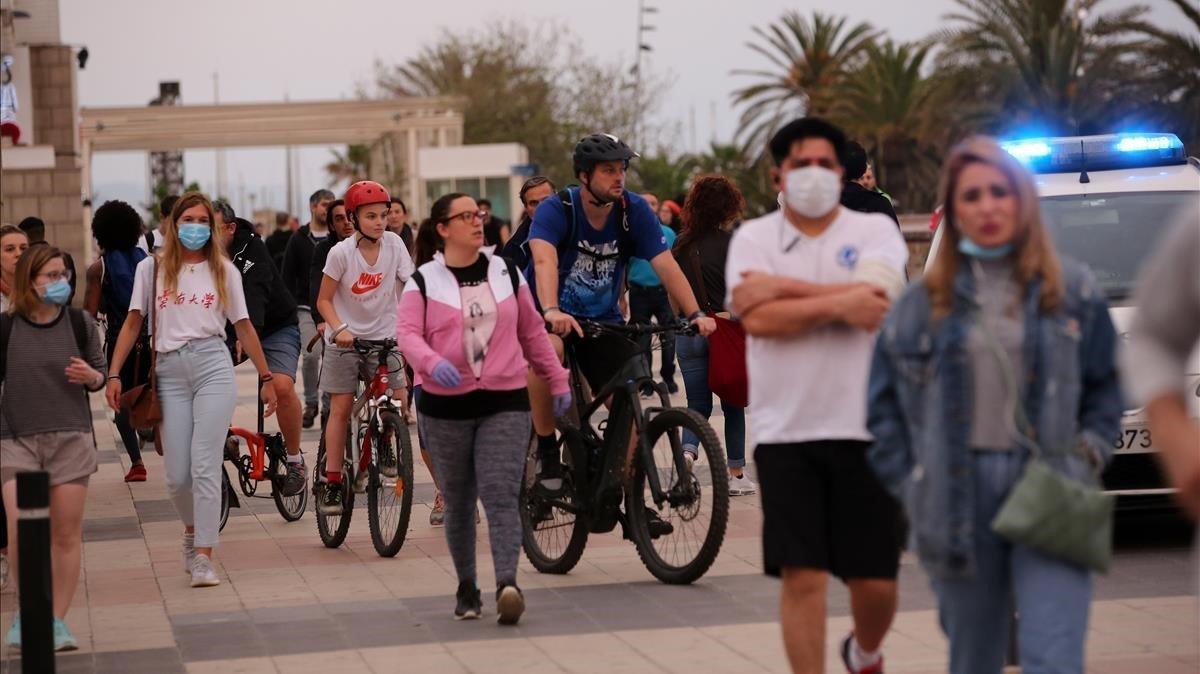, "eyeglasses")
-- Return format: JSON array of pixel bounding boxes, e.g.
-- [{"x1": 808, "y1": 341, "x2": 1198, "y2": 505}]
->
[
  {"x1": 36, "y1": 269, "x2": 72, "y2": 283},
  {"x1": 442, "y1": 210, "x2": 485, "y2": 225}
]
